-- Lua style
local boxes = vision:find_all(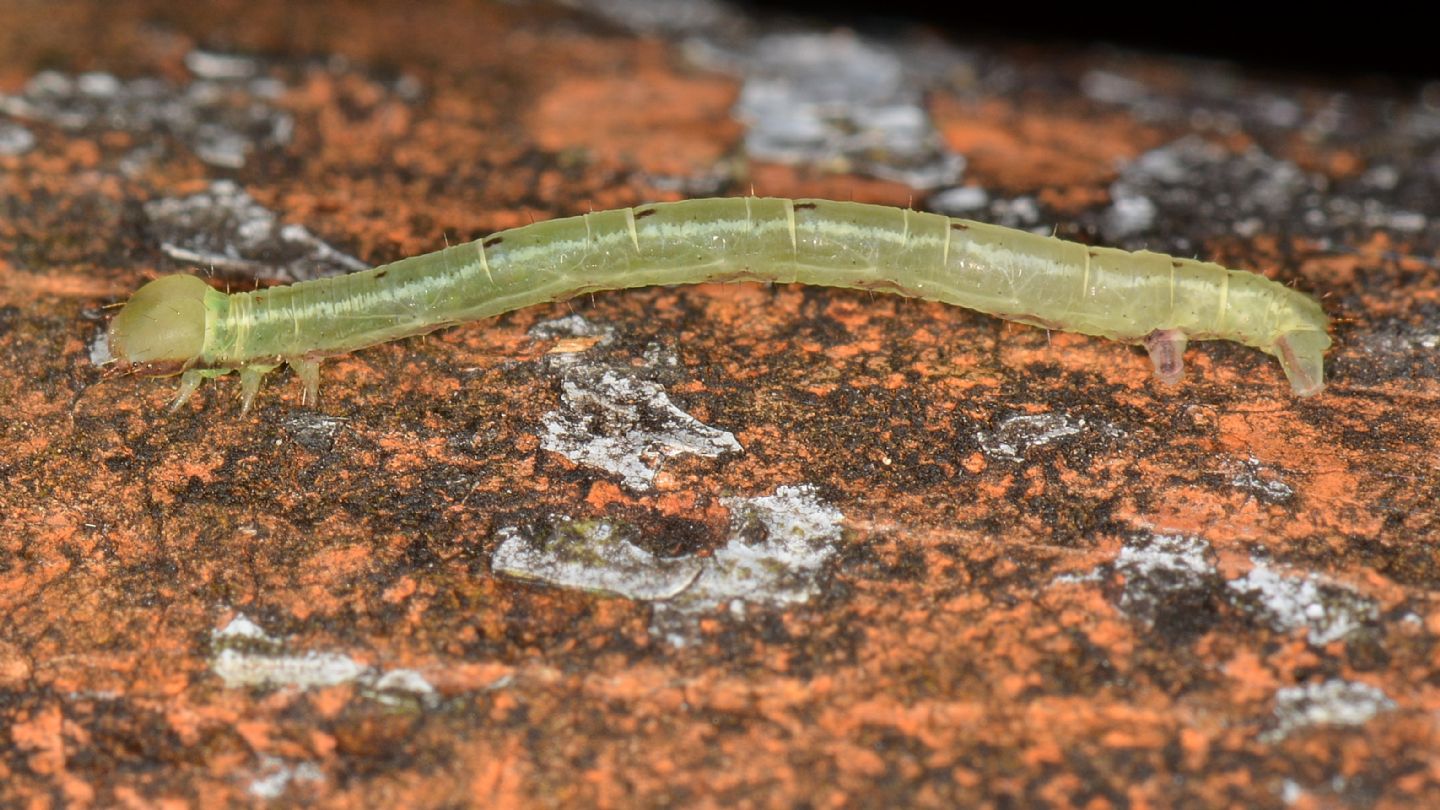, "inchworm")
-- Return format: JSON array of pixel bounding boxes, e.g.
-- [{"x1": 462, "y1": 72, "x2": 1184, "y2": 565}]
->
[{"x1": 108, "y1": 197, "x2": 1331, "y2": 412}]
